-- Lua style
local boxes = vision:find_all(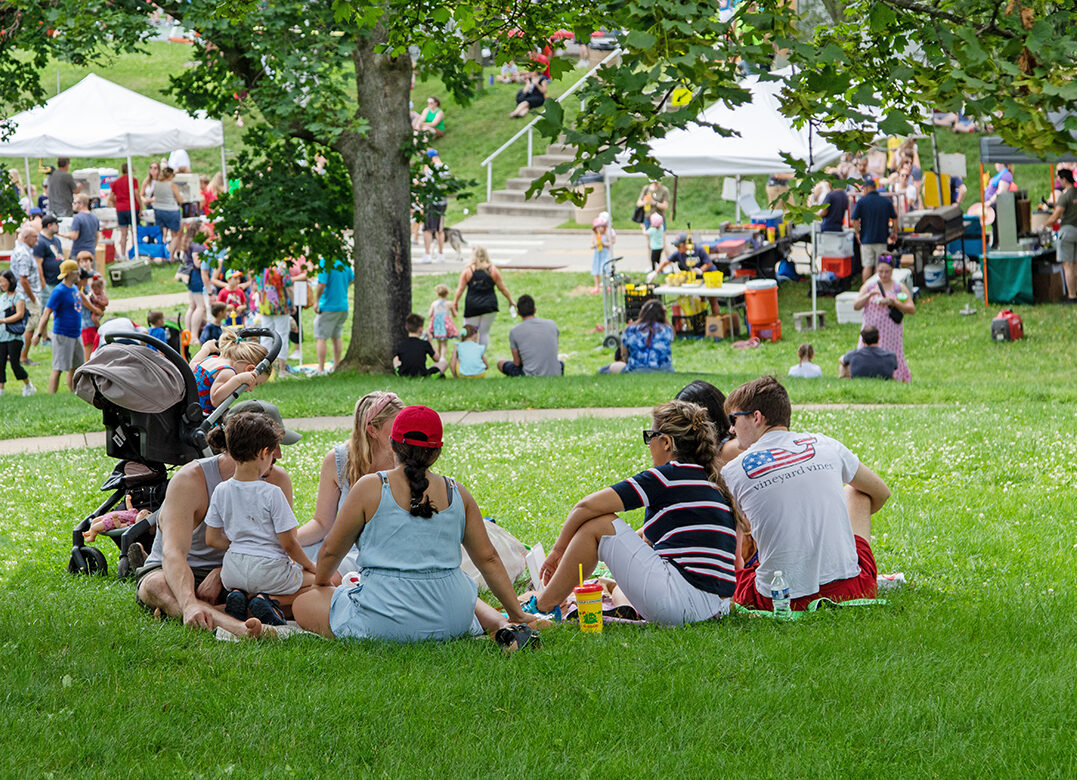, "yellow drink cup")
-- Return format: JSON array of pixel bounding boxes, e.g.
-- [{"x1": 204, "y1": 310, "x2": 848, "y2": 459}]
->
[{"x1": 574, "y1": 583, "x2": 603, "y2": 633}]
